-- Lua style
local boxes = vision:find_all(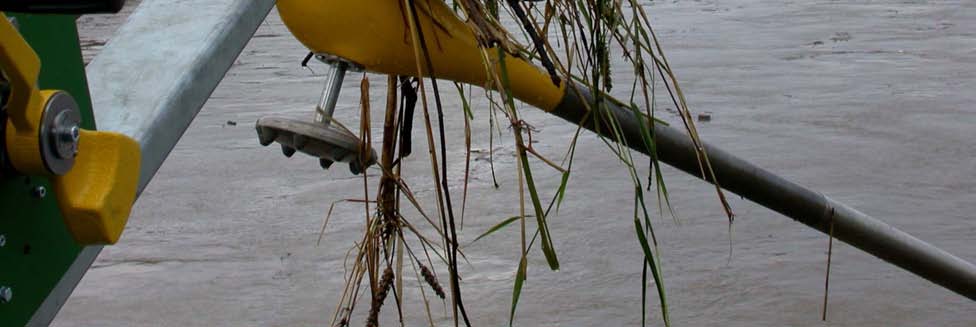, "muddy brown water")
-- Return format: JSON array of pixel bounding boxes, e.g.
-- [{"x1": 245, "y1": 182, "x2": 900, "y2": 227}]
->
[{"x1": 54, "y1": 1, "x2": 973, "y2": 326}]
